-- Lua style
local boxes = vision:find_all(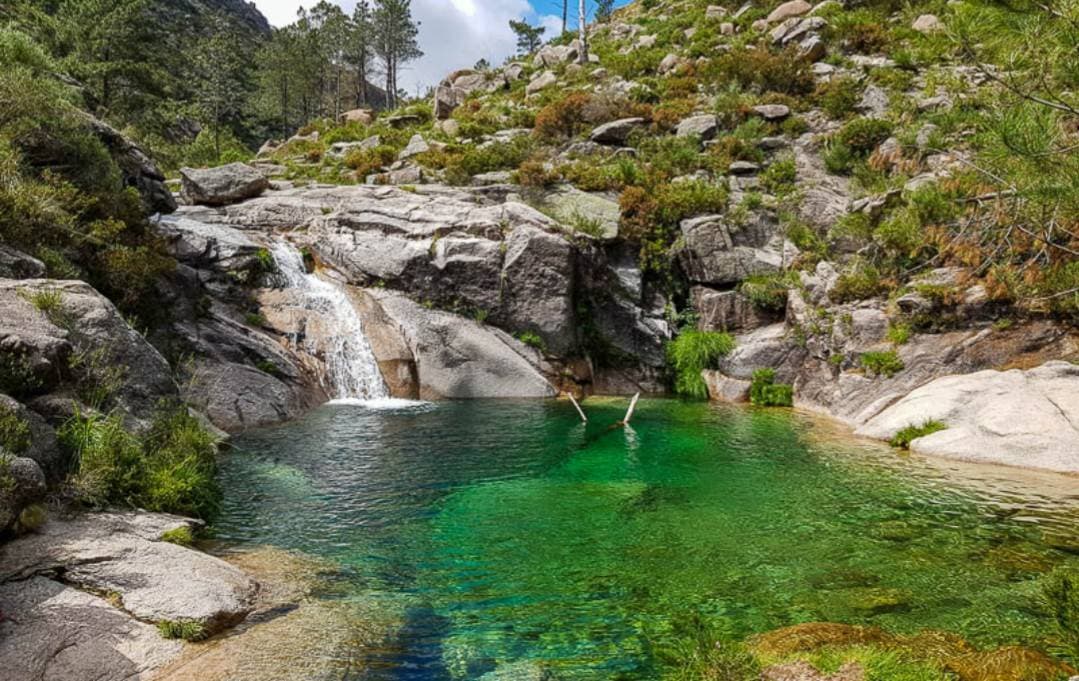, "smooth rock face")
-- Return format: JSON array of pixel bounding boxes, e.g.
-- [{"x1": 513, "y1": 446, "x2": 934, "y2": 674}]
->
[
  {"x1": 0, "y1": 279, "x2": 177, "y2": 422},
  {"x1": 523, "y1": 184, "x2": 621, "y2": 239},
  {"x1": 0, "y1": 576, "x2": 184, "y2": 681},
  {"x1": 856, "y1": 361, "x2": 1079, "y2": 473},
  {"x1": 677, "y1": 213, "x2": 797, "y2": 286},
  {"x1": 369, "y1": 291, "x2": 556, "y2": 399},
  {"x1": 1, "y1": 512, "x2": 258, "y2": 634},
  {"x1": 180, "y1": 163, "x2": 270, "y2": 206}
]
